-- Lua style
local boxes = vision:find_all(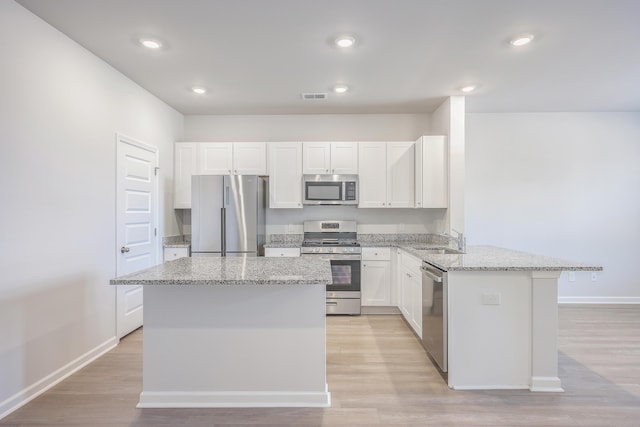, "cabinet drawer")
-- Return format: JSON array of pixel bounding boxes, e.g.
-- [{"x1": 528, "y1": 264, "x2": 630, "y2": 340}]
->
[
  {"x1": 164, "y1": 247, "x2": 190, "y2": 262},
  {"x1": 264, "y1": 247, "x2": 301, "y2": 257},
  {"x1": 362, "y1": 247, "x2": 391, "y2": 261}
]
